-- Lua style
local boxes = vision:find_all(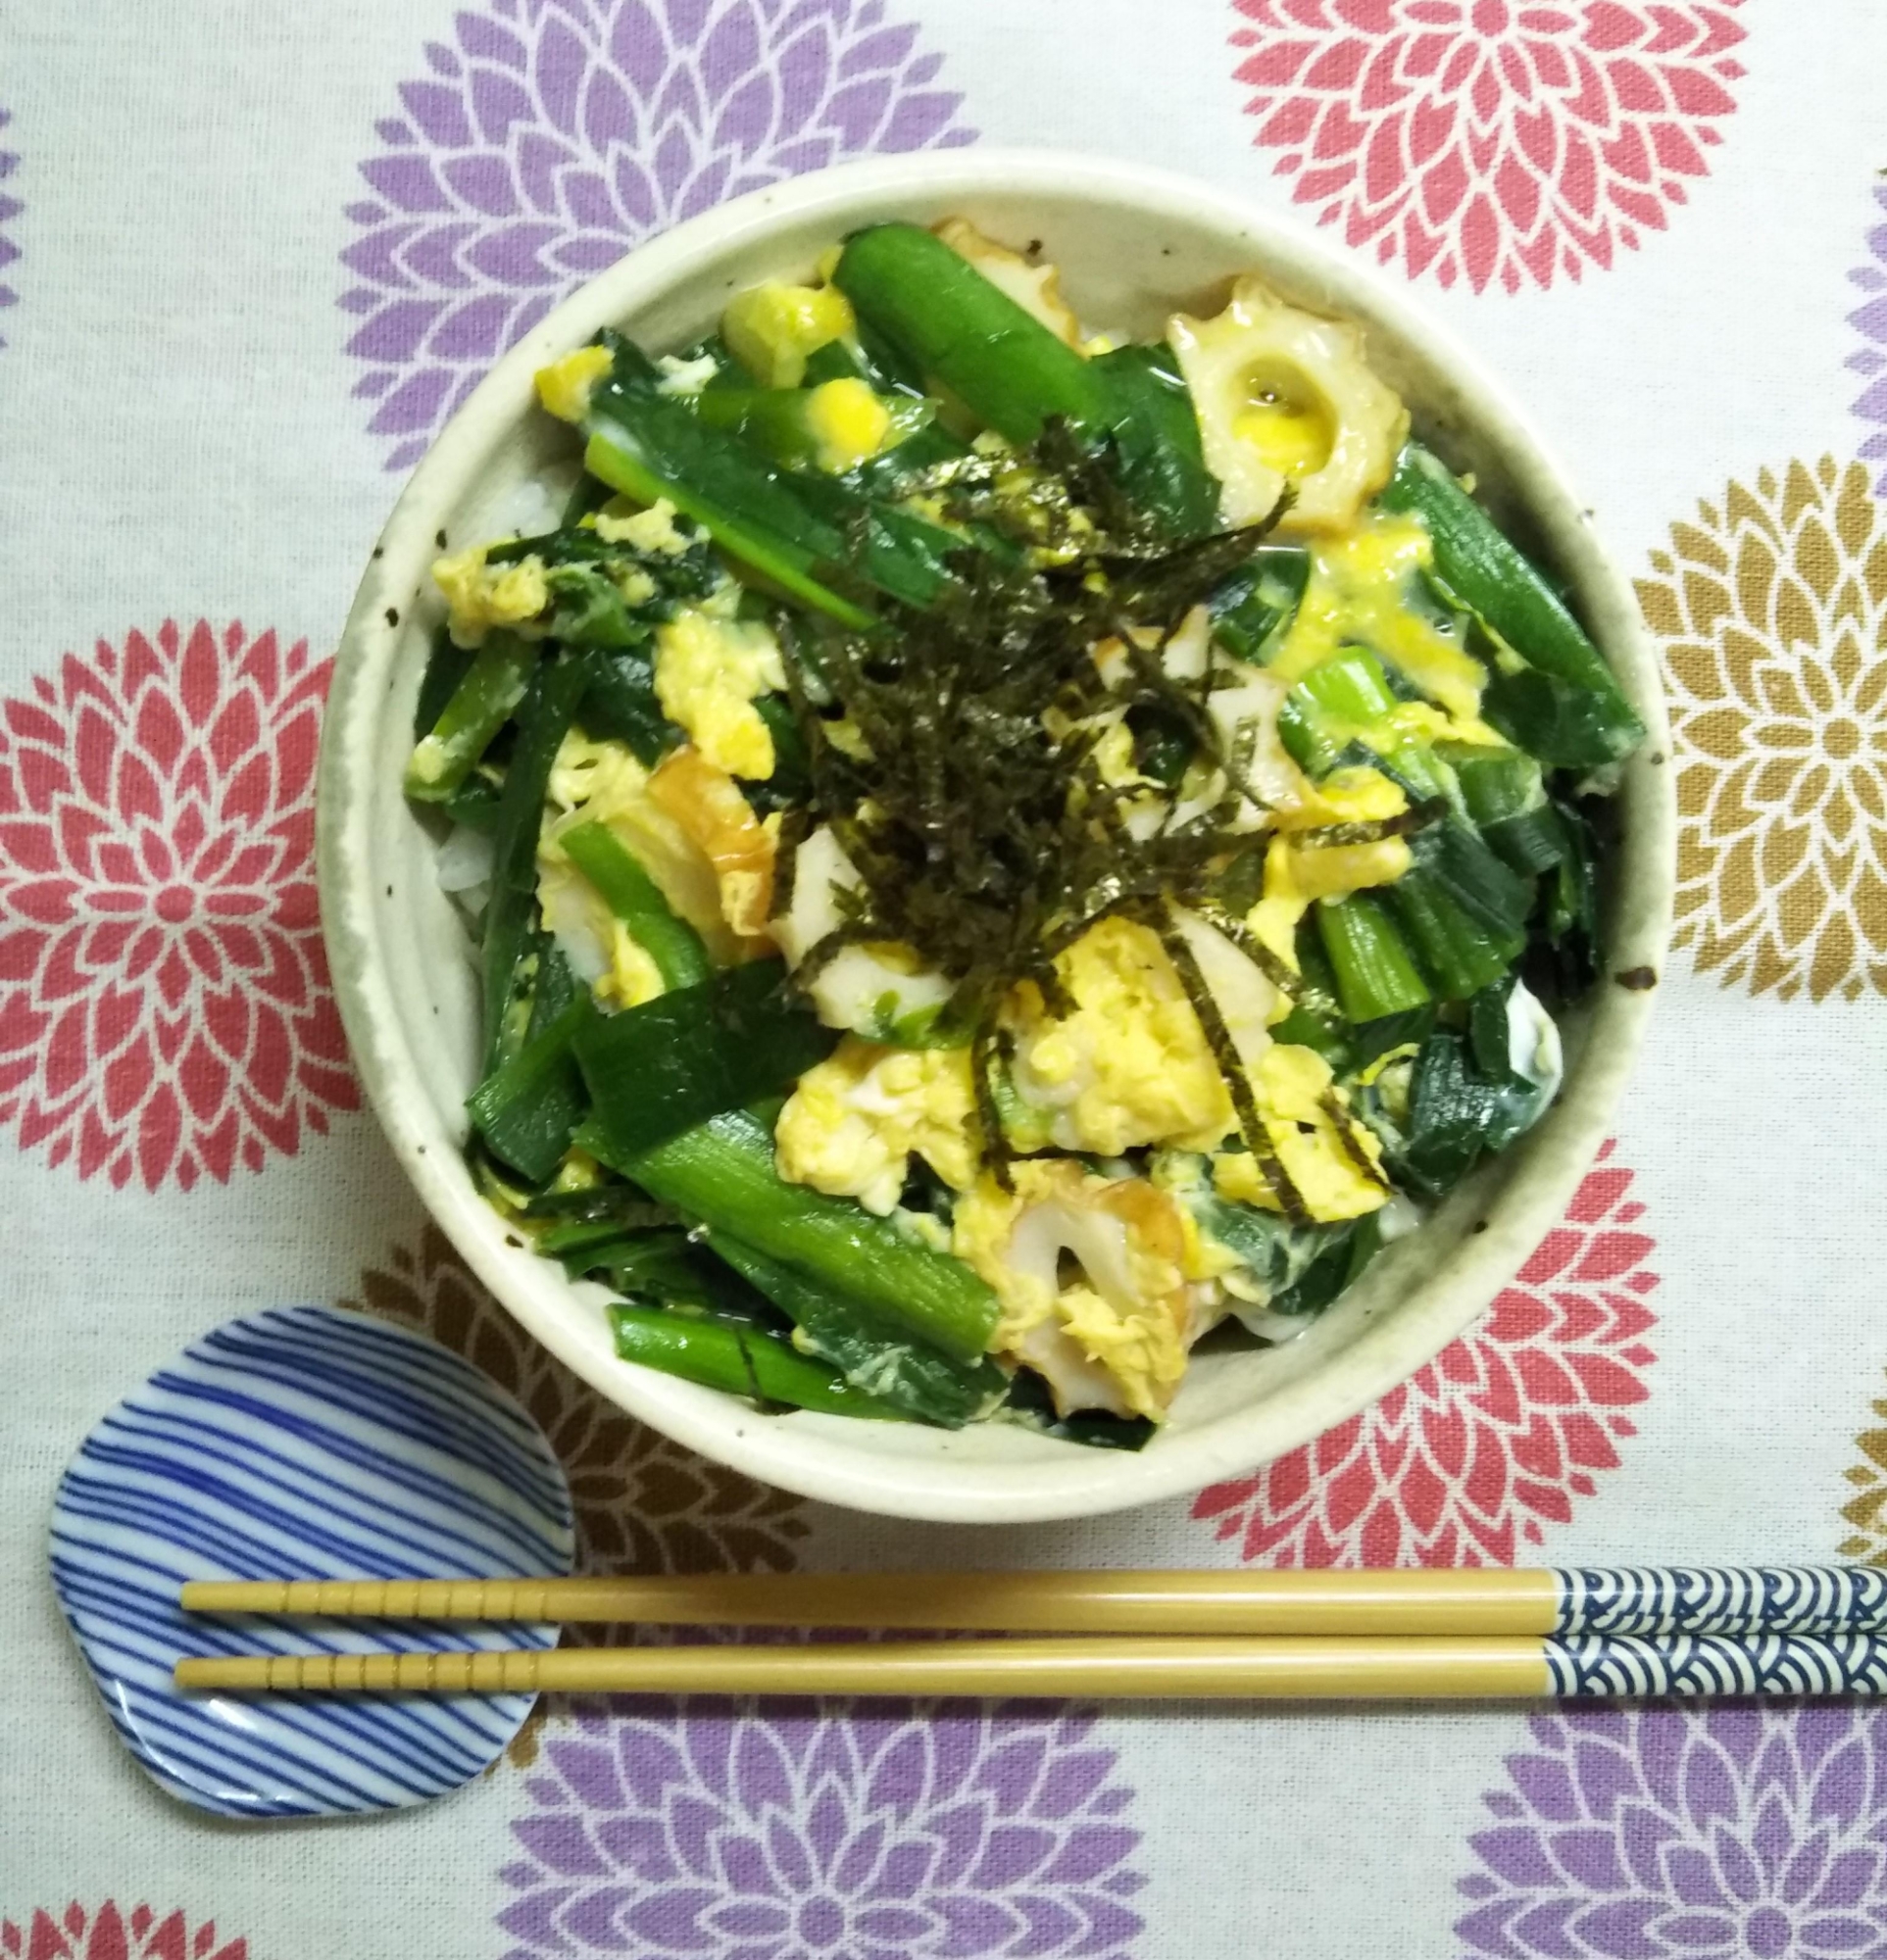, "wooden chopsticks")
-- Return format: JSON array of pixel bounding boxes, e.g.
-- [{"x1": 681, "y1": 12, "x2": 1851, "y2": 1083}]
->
[
  {"x1": 173, "y1": 1565, "x2": 1887, "y2": 1702},
  {"x1": 179, "y1": 1568, "x2": 1571, "y2": 1636}
]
